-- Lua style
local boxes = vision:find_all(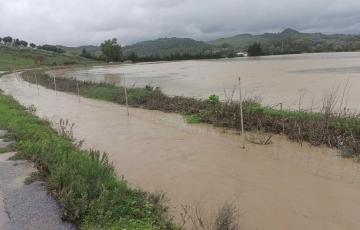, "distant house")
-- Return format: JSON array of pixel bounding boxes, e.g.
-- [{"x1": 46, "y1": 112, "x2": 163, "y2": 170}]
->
[{"x1": 236, "y1": 52, "x2": 248, "y2": 57}]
